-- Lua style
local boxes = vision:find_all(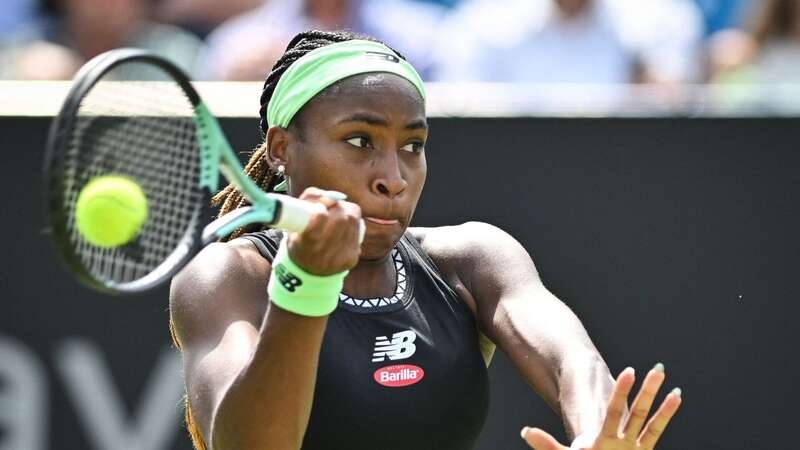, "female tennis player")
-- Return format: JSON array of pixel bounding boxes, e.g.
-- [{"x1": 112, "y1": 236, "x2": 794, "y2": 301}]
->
[{"x1": 169, "y1": 30, "x2": 683, "y2": 450}]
